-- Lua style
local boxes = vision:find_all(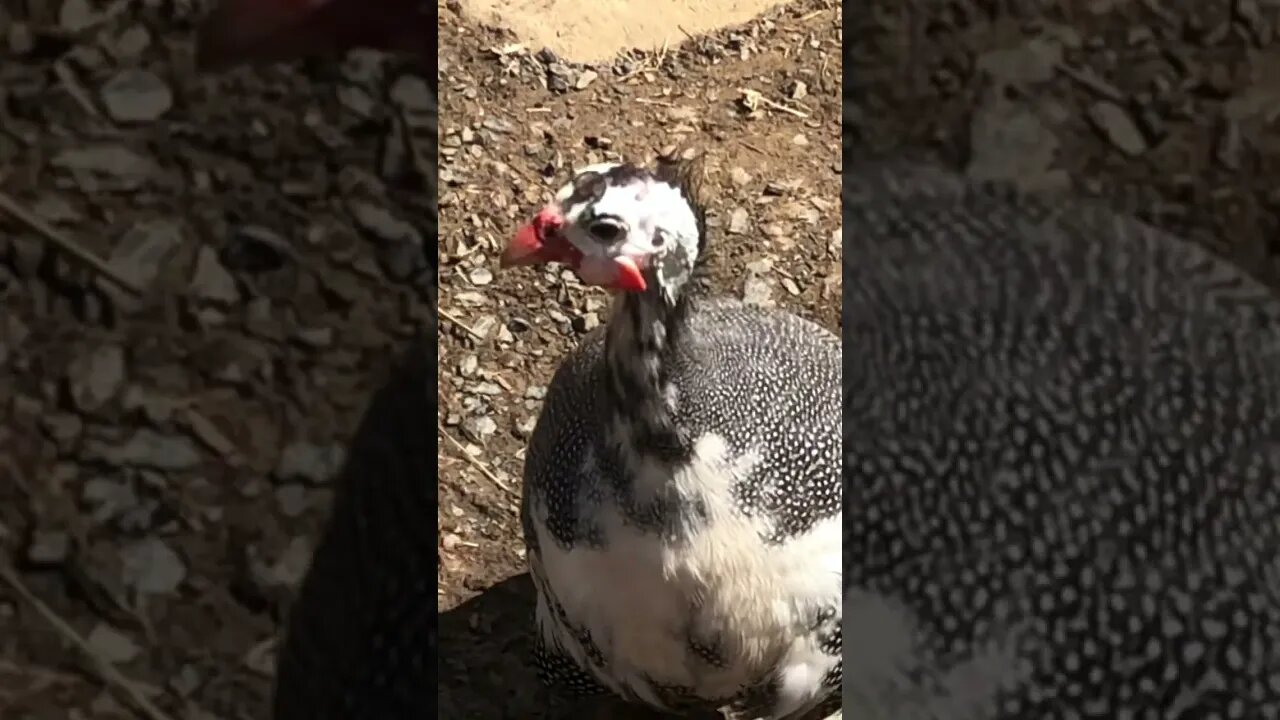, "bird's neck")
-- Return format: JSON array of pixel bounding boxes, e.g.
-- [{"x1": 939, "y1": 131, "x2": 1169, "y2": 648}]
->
[{"x1": 602, "y1": 276, "x2": 690, "y2": 461}]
